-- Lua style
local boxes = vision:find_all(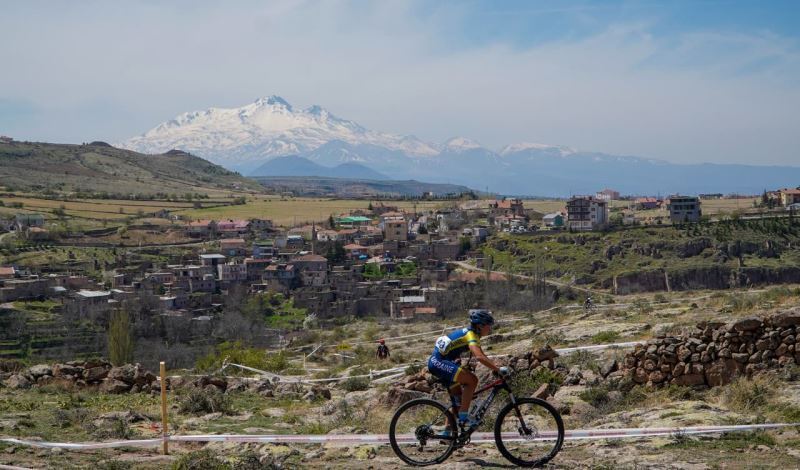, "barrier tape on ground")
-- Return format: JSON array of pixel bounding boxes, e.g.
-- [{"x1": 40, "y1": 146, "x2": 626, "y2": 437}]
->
[
  {"x1": 0, "y1": 465, "x2": 34, "y2": 470},
  {"x1": 3, "y1": 423, "x2": 797, "y2": 450}
]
